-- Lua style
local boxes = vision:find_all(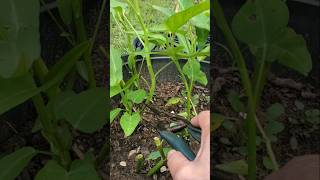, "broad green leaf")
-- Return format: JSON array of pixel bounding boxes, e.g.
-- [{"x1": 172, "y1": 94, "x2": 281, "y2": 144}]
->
[
  {"x1": 110, "y1": 47, "x2": 123, "y2": 86},
  {"x1": 54, "y1": 88, "x2": 108, "y2": 133},
  {"x1": 0, "y1": 147, "x2": 37, "y2": 180},
  {"x1": 146, "y1": 148, "x2": 172, "y2": 160},
  {"x1": 127, "y1": 89, "x2": 146, "y2": 104},
  {"x1": 151, "y1": 5, "x2": 173, "y2": 16},
  {"x1": 183, "y1": 59, "x2": 208, "y2": 85},
  {"x1": 165, "y1": 97, "x2": 183, "y2": 107},
  {"x1": 266, "y1": 103, "x2": 284, "y2": 121},
  {"x1": 0, "y1": 43, "x2": 89, "y2": 116},
  {"x1": 165, "y1": 1, "x2": 210, "y2": 33},
  {"x1": 196, "y1": 28, "x2": 209, "y2": 50},
  {"x1": 35, "y1": 160, "x2": 99, "y2": 180},
  {"x1": 57, "y1": 0, "x2": 72, "y2": 25},
  {"x1": 0, "y1": 74, "x2": 36, "y2": 115},
  {"x1": 271, "y1": 28, "x2": 312, "y2": 76},
  {"x1": 110, "y1": 84, "x2": 122, "y2": 98},
  {"x1": 231, "y1": 0, "x2": 289, "y2": 46},
  {"x1": 120, "y1": 112, "x2": 141, "y2": 137},
  {"x1": 227, "y1": 90, "x2": 245, "y2": 113},
  {"x1": 216, "y1": 160, "x2": 248, "y2": 175},
  {"x1": 0, "y1": 0, "x2": 40, "y2": 78},
  {"x1": 110, "y1": 108, "x2": 122, "y2": 123}
]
